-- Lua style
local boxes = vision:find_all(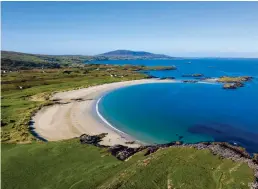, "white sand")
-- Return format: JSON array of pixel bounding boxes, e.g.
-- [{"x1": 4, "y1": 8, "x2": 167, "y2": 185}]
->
[{"x1": 32, "y1": 79, "x2": 176, "y2": 147}]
